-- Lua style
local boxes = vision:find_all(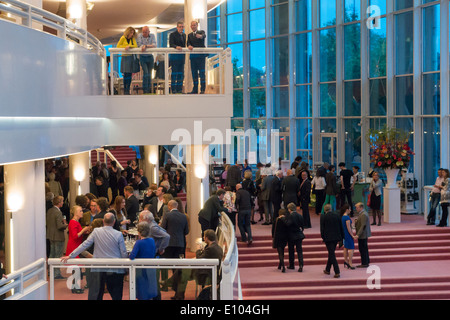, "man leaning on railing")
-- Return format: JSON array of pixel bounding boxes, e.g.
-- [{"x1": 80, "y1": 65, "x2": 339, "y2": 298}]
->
[{"x1": 61, "y1": 212, "x2": 128, "y2": 300}]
